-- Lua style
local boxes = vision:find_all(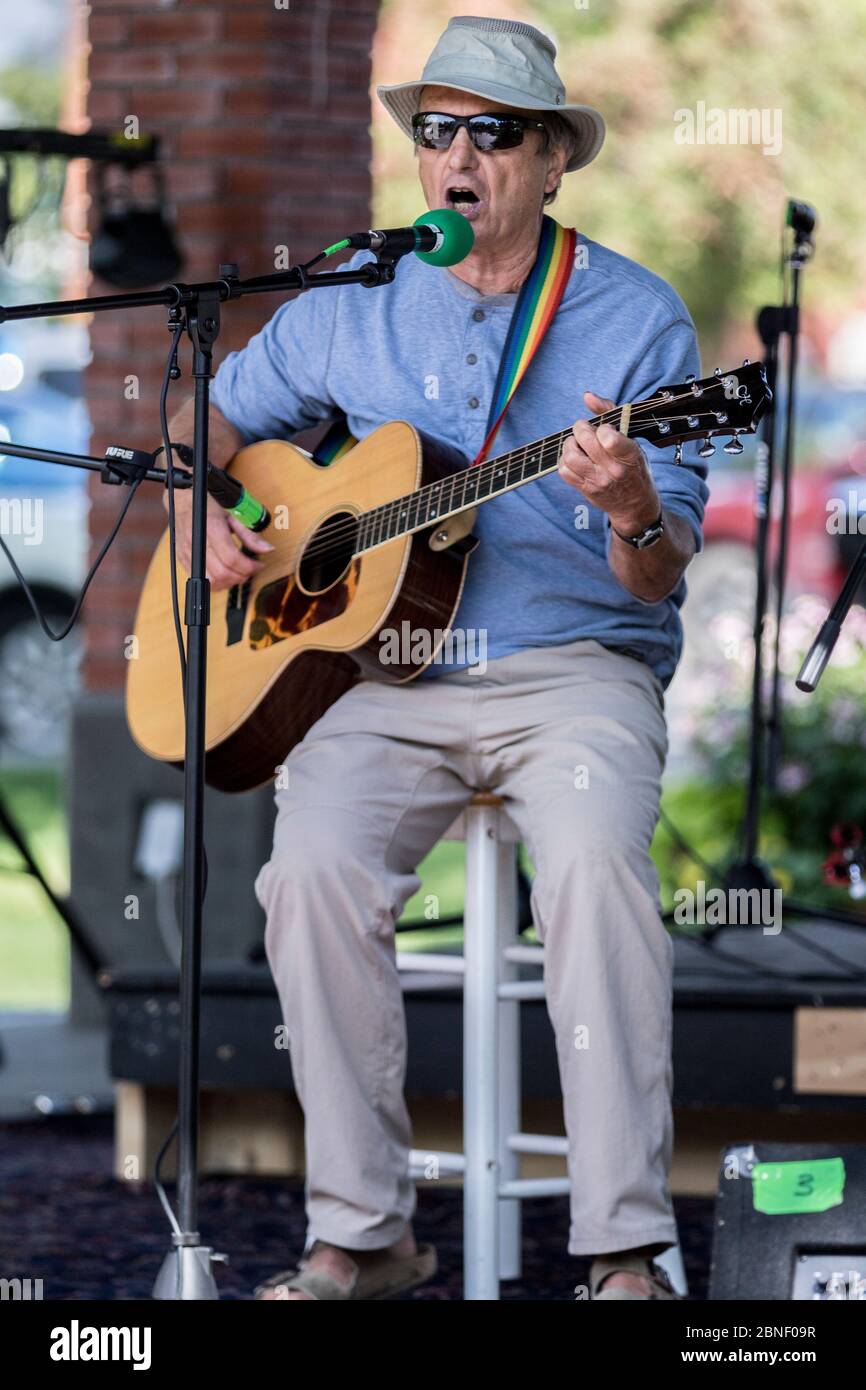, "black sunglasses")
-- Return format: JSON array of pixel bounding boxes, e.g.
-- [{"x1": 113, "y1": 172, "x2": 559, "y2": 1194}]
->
[{"x1": 411, "y1": 111, "x2": 546, "y2": 152}]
